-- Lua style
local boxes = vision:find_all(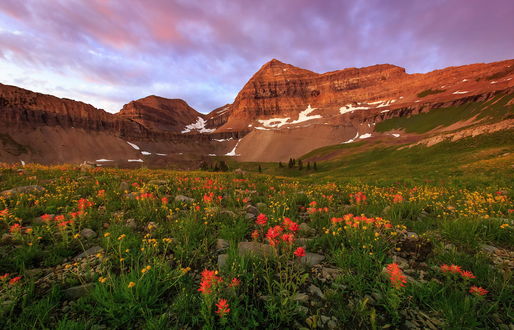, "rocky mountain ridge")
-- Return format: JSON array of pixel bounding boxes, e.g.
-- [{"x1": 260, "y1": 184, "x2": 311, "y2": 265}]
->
[{"x1": 0, "y1": 58, "x2": 513, "y2": 165}]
